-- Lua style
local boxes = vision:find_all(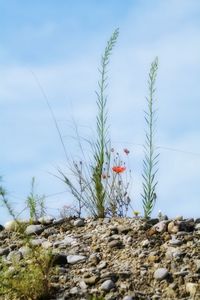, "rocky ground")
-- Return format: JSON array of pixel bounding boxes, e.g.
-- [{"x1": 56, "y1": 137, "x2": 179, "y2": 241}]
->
[{"x1": 0, "y1": 216, "x2": 200, "y2": 300}]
